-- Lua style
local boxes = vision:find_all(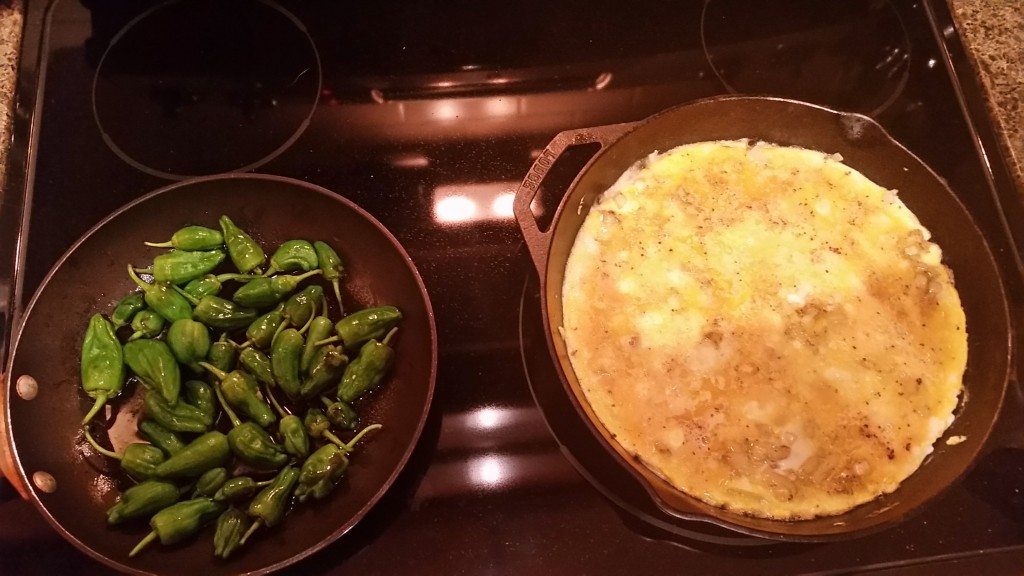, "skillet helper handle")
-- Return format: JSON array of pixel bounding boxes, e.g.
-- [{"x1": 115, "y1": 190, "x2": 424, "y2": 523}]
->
[
  {"x1": 0, "y1": 373, "x2": 29, "y2": 498},
  {"x1": 513, "y1": 122, "x2": 635, "y2": 273}
]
